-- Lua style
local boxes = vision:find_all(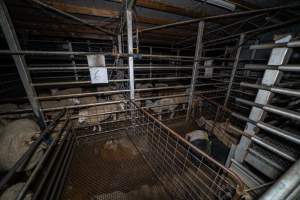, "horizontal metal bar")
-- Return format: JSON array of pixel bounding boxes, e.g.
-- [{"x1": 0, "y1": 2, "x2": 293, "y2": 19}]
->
[
  {"x1": 32, "y1": 75, "x2": 228, "y2": 87},
  {"x1": 232, "y1": 110, "x2": 300, "y2": 145},
  {"x1": 279, "y1": 65, "x2": 300, "y2": 72},
  {"x1": 250, "y1": 40, "x2": 300, "y2": 49},
  {"x1": 240, "y1": 82, "x2": 300, "y2": 97},
  {"x1": 252, "y1": 137, "x2": 296, "y2": 162},
  {"x1": 248, "y1": 149, "x2": 284, "y2": 171},
  {"x1": 28, "y1": 66, "x2": 194, "y2": 71},
  {"x1": 235, "y1": 97, "x2": 300, "y2": 121},
  {"x1": 263, "y1": 105, "x2": 300, "y2": 121},
  {"x1": 257, "y1": 122, "x2": 300, "y2": 145},
  {"x1": 37, "y1": 84, "x2": 225, "y2": 100},
  {"x1": 244, "y1": 64, "x2": 300, "y2": 72}
]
